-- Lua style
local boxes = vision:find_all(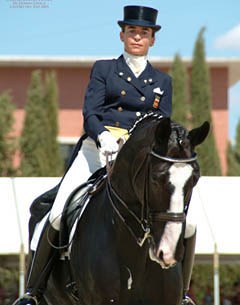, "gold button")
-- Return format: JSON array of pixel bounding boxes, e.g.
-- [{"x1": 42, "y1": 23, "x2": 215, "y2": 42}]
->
[
  {"x1": 140, "y1": 96, "x2": 146, "y2": 102},
  {"x1": 144, "y1": 79, "x2": 147, "y2": 84},
  {"x1": 115, "y1": 121, "x2": 120, "y2": 127},
  {"x1": 136, "y1": 112, "x2": 141, "y2": 117},
  {"x1": 121, "y1": 90, "x2": 126, "y2": 96},
  {"x1": 148, "y1": 78, "x2": 153, "y2": 82},
  {"x1": 119, "y1": 72, "x2": 124, "y2": 76},
  {"x1": 118, "y1": 107, "x2": 123, "y2": 112},
  {"x1": 127, "y1": 77, "x2": 132, "y2": 82}
]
